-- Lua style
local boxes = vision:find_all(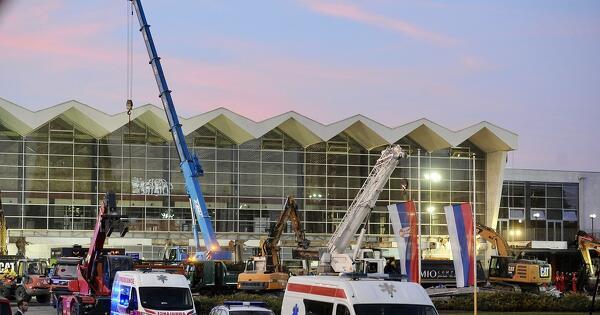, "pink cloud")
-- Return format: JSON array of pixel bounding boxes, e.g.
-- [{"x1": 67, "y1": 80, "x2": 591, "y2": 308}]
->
[{"x1": 303, "y1": 1, "x2": 457, "y2": 46}]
